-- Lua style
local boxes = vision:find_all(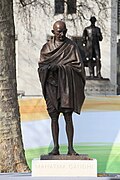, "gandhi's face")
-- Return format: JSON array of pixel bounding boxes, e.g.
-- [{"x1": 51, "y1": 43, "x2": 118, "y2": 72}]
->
[{"x1": 52, "y1": 21, "x2": 67, "y2": 41}]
